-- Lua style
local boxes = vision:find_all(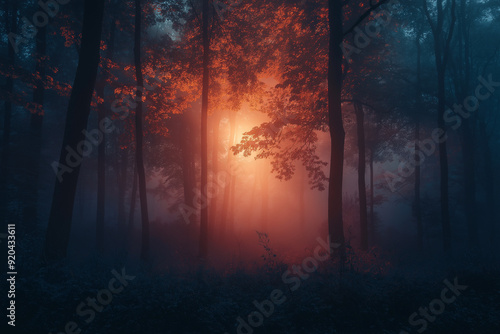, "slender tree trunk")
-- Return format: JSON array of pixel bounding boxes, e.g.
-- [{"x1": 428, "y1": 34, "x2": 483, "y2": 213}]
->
[
  {"x1": 209, "y1": 112, "x2": 221, "y2": 235},
  {"x1": 328, "y1": 0, "x2": 346, "y2": 261},
  {"x1": 355, "y1": 102, "x2": 368, "y2": 251},
  {"x1": 96, "y1": 16, "x2": 118, "y2": 251},
  {"x1": 425, "y1": 0, "x2": 456, "y2": 253},
  {"x1": 128, "y1": 165, "x2": 138, "y2": 234},
  {"x1": 96, "y1": 97, "x2": 106, "y2": 251},
  {"x1": 134, "y1": 0, "x2": 150, "y2": 261},
  {"x1": 458, "y1": 0, "x2": 477, "y2": 248},
  {"x1": 437, "y1": 66, "x2": 451, "y2": 253},
  {"x1": 298, "y1": 167, "x2": 305, "y2": 231},
  {"x1": 414, "y1": 119, "x2": 423, "y2": 250},
  {"x1": 106, "y1": 18, "x2": 124, "y2": 228},
  {"x1": 248, "y1": 164, "x2": 258, "y2": 225},
  {"x1": 117, "y1": 149, "x2": 128, "y2": 225},
  {"x1": 220, "y1": 112, "x2": 236, "y2": 238},
  {"x1": 261, "y1": 168, "x2": 269, "y2": 232},
  {"x1": 369, "y1": 150, "x2": 374, "y2": 241},
  {"x1": 0, "y1": 3, "x2": 17, "y2": 231},
  {"x1": 228, "y1": 122, "x2": 238, "y2": 235},
  {"x1": 43, "y1": 0, "x2": 105, "y2": 262},
  {"x1": 228, "y1": 172, "x2": 236, "y2": 235},
  {"x1": 199, "y1": 0, "x2": 210, "y2": 259},
  {"x1": 461, "y1": 123, "x2": 477, "y2": 245},
  {"x1": 181, "y1": 113, "x2": 196, "y2": 225},
  {"x1": 480, "y1": 121, "x2": 495, "y2": 247},
  {"x1": 414, "y1": 118, "x2": 423, "y2": 251},
  {"x1": 1, "y1": 3, "x2": 16, "y2": 222},
  {"x1": 23, "y1": 25, "x2": 46, "y2": 230},
  {"x1": 95, "y1": 81, "x2": 106, "y2": 252},
  {"x1": 1, "y1": 2, "x2": 15, "y2": 170},
  {"x1": 414, "y1": 32, "x2": 423, "y2": 251}
]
